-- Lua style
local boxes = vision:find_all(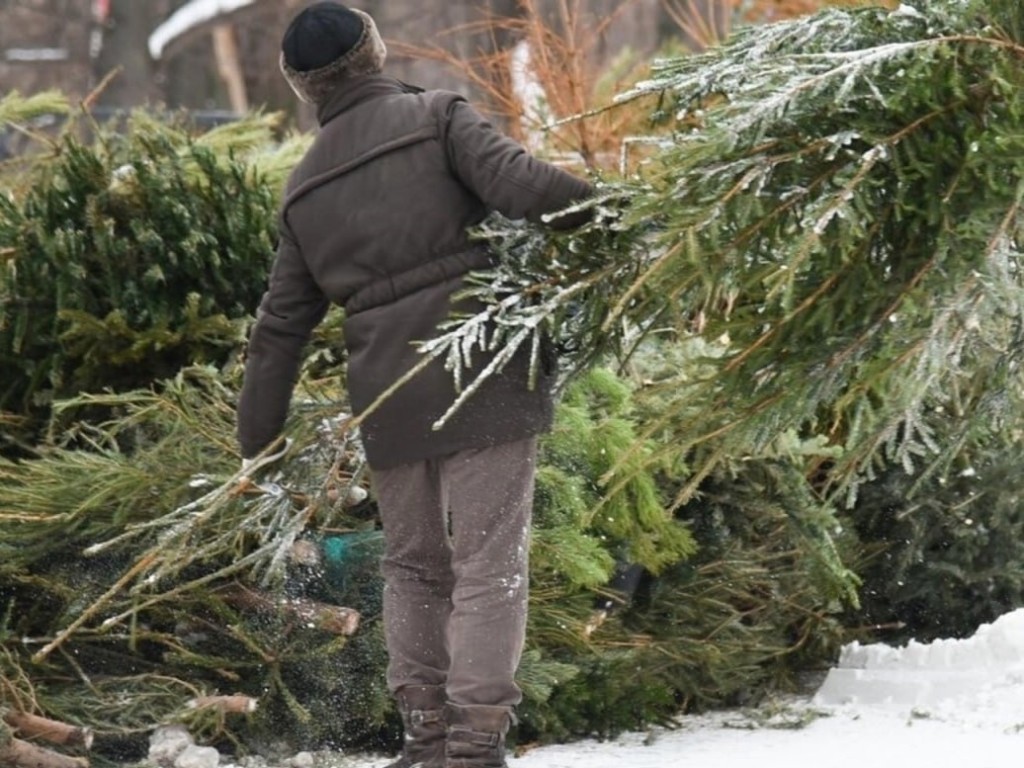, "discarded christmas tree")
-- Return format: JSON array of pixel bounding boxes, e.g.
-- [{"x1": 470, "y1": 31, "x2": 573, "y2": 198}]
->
[
  {"x1": 429, "y1": 0, "x2": 1024, "y2": 509},
  {"x1": 0, "y1": 97, "x2": 306, "y2": 450}
]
